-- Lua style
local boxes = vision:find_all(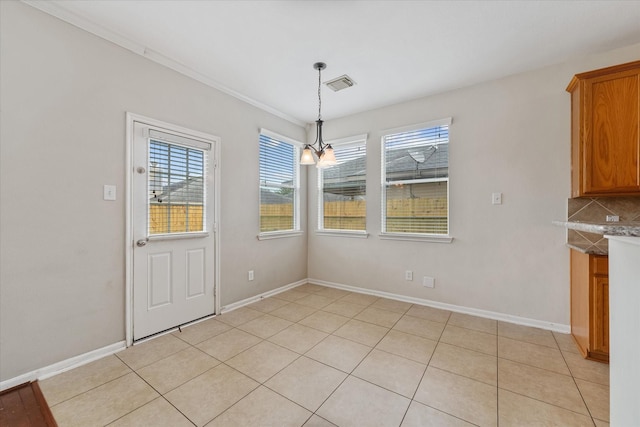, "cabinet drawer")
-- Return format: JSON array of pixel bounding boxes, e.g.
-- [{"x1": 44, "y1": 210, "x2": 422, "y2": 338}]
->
[{"x1": 593, "y1": 256, "x2": 609, "y2": 275}]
